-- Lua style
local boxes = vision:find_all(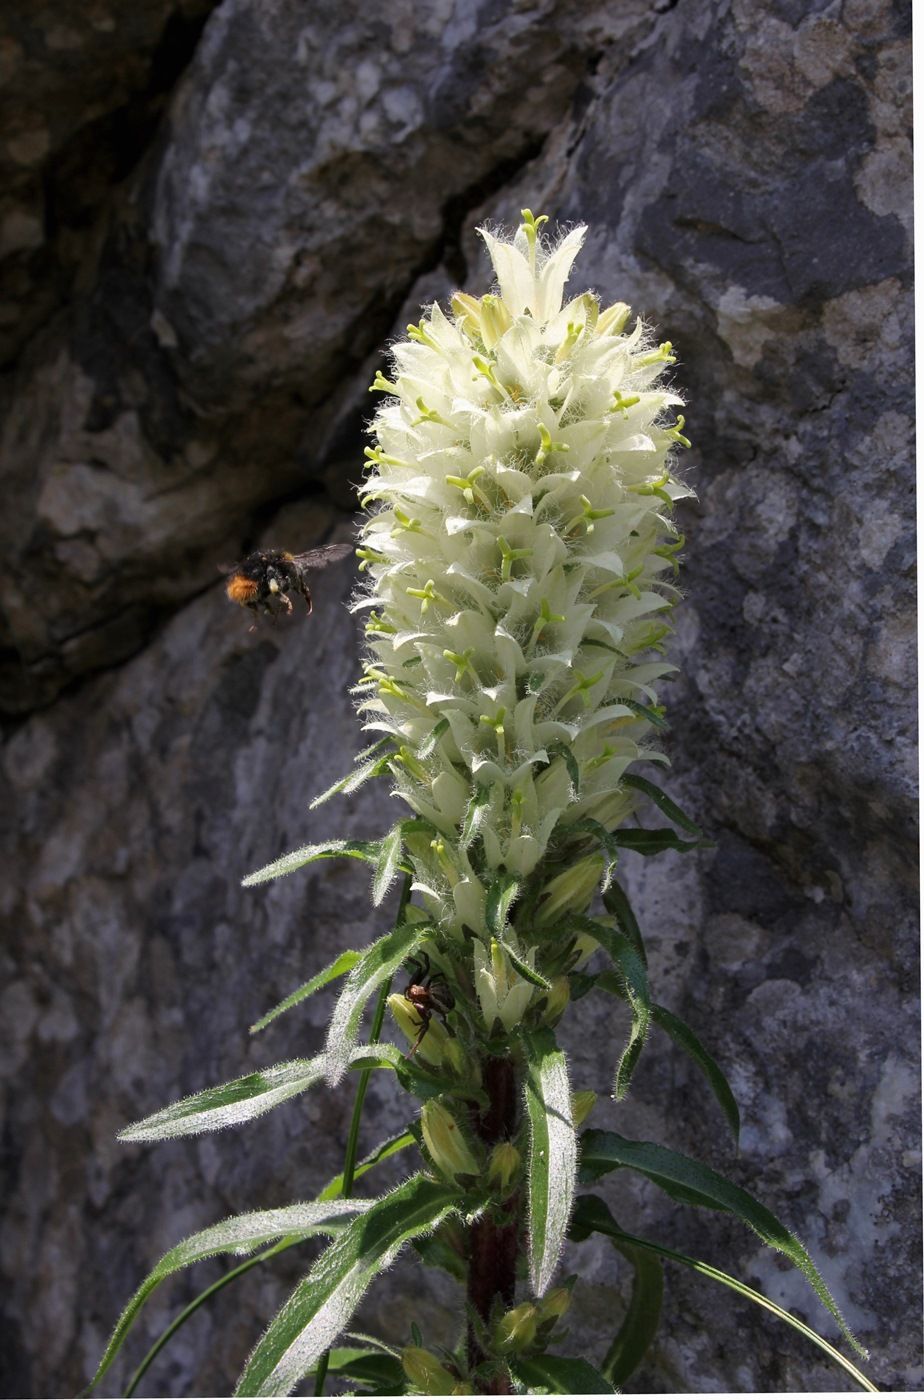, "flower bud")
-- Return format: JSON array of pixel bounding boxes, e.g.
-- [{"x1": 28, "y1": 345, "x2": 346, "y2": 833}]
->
[
  {"x1": 421, "y1": 1101, "x2": 483, "y2": 1182},
  {"x1": 401, "y1": 1346, "x2": 458, "y2": 1394},
  {"x1": 387, "y1": 992, "x2": 450, "y2": 1069},
  {"x1": 596, "y1": 300, "x2": 631, "y2": 336},
  {"x1": 571, "y1": 1090, "x2": 597, "y2": 1127},
  {"x1": 487, "y1": 1141, "x2": 521, "y2": 1193},
  {"x1": 541, "y1": 975, "x2": 570, "y2": 1025},
  {"x1": 442, "y1": 1035, "x2": 482, "y2": 1087},
  {"x1": 536, "y1": 1286, "x2": 573, "y2": 1324},
  {"x1": 479, "y1": 293, "x2": 512, "y2": 348},
  {"x1": 493, "y1": 1302, "x2": 538, "y2": 1353},
  {"x1": 534, "y1": 855, "x2": 604, "y2": 929}
]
